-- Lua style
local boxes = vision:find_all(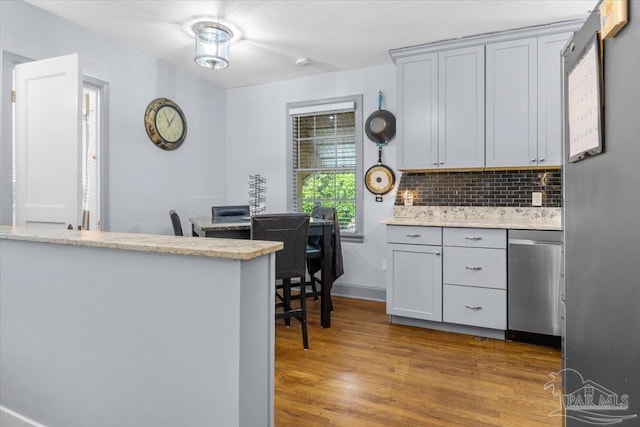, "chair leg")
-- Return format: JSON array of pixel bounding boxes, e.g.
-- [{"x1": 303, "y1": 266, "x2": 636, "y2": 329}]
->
[
  {"x1": 283, "y1": 278, "x2": 292, "y2": 327},
  {"x1": 310, "y1": 274, "x2": 319, "y2": 301},
  {"x1": 299, "y1": 276, "x2": 309, "y2": 350}
]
